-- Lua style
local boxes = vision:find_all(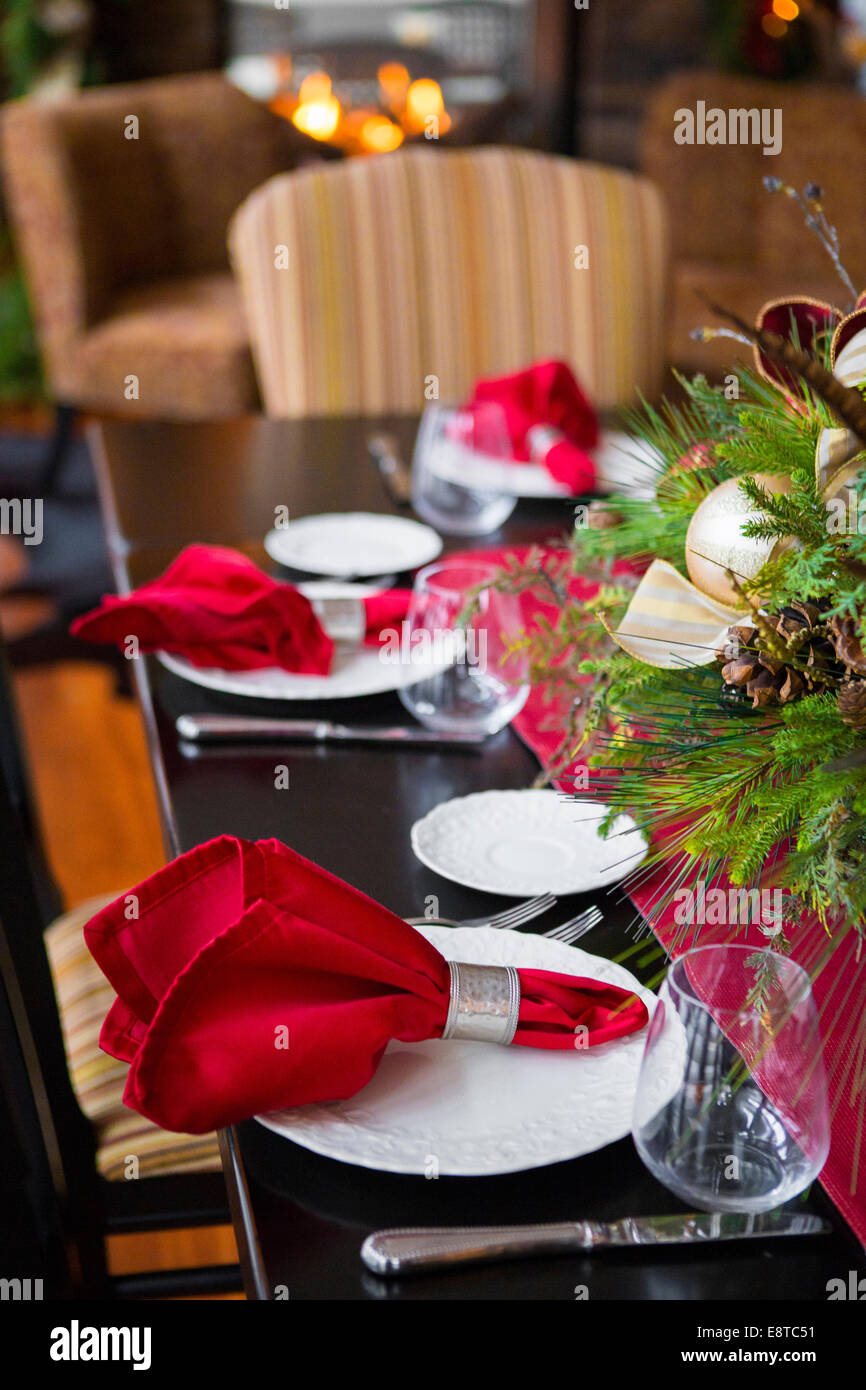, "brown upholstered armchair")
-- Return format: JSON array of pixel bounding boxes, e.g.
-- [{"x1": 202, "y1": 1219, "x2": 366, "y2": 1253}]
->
[
  {"x1": 0, "y1": 72, "x2": 332, "y2": 428},
  {"x1": 640, "y1": 70, "x2": 866, "y2": 381}
]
